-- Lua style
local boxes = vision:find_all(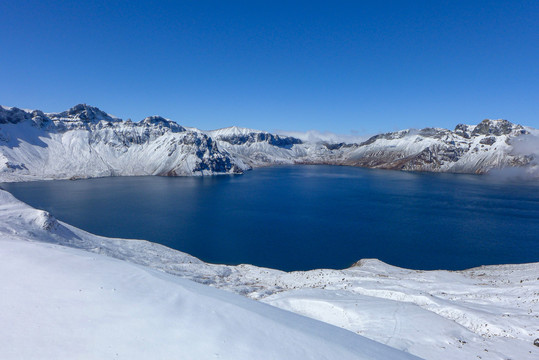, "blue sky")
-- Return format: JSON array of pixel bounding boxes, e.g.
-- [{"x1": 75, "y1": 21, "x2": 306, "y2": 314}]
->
[{"x1": 1, "y1": 1, "x2": 537, "y2": 134}]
